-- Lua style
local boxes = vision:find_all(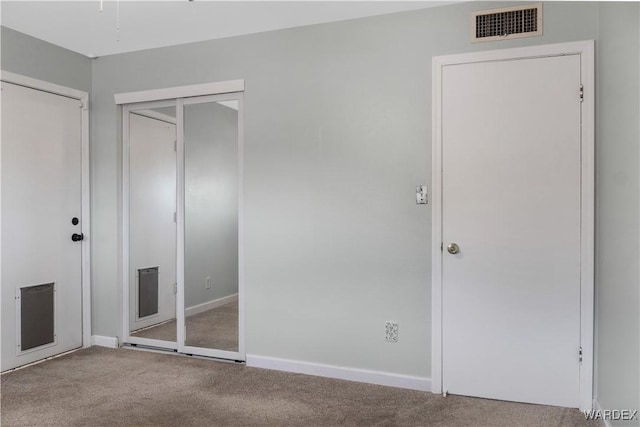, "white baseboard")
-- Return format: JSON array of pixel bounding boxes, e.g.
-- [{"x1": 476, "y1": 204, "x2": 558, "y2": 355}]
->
[
  {"x1": 186, "y1": 293, "x2": 238, "y2": 317},
  {"x1": 91, "y1": 335, "x2": 119, "y2": 349},
  {"x1": 246, "y1": 354, "x2": 431, "y2": 392},
  {"x1": 592, "y1": 399, "x2": 612, "y2": 427}
]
